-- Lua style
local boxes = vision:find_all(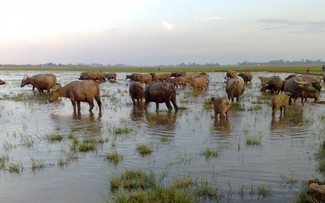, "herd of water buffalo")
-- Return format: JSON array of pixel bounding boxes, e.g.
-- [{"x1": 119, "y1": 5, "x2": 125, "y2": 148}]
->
[{"x1": 0, "y1": 70, "x2": 324, "y2": 120}]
